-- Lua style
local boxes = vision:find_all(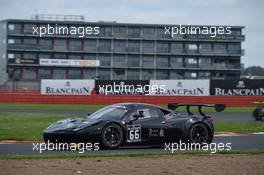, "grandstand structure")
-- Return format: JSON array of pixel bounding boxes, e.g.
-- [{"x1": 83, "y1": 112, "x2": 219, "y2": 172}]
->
[{"x1": 0, "y1": 15, "x2": 244, "y2": 89}]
